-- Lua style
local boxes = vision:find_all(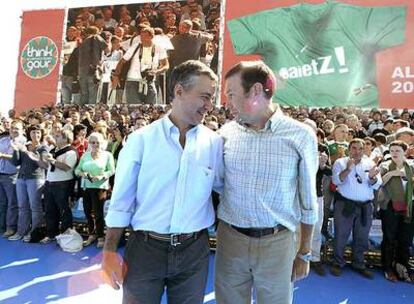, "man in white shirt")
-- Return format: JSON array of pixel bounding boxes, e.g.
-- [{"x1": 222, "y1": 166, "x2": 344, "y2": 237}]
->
[
  {"x1": 331, "y1": 138, "x2": 382, "y2": 279},
  {"x1": 112, "y1": 27, "x2": 169, "y2": 104},
  {"x1": 103, "y1": 60, "x2": 223, "y2": 304},
  {"x1": 40, "y1": 130, "x2": 78, "y2": 244}
]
